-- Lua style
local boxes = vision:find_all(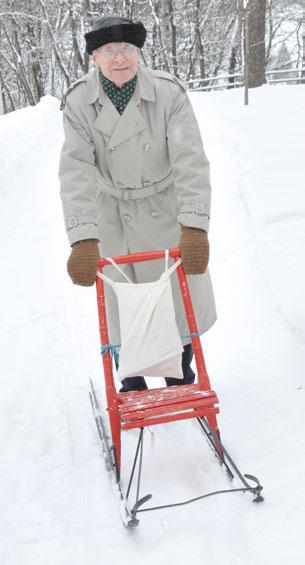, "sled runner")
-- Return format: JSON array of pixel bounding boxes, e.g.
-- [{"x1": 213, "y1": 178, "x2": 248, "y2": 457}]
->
[{"x1": 89, "y1": 247, "x2": 264, "y2": 527}]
